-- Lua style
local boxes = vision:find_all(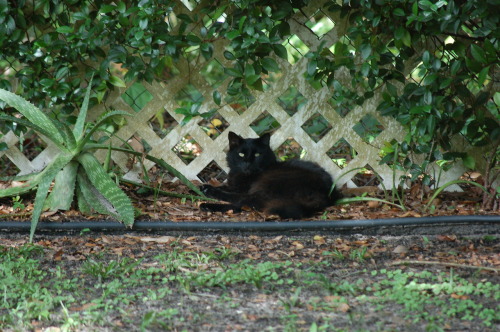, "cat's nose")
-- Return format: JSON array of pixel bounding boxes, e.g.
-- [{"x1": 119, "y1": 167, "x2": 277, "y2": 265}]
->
[{"x1": 241, "y1": 162, "x2": 252, "y2": 173}]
